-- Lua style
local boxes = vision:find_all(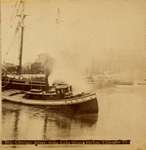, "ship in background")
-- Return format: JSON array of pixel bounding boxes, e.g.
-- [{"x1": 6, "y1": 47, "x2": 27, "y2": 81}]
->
[{"x1": 2, "y1": 0, "x2": 98, "y2": 114}]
